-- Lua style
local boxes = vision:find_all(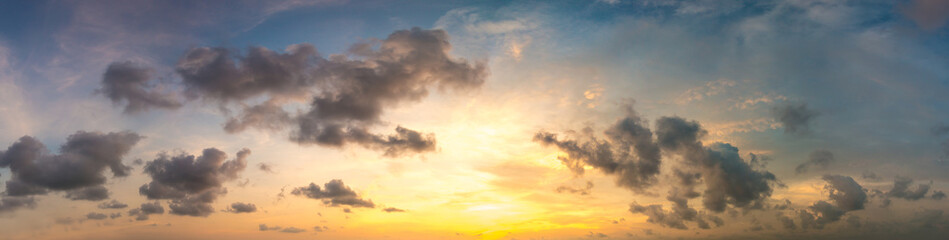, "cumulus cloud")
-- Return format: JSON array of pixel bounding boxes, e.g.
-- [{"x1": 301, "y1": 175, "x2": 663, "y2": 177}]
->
[
  {"x1": 629, "y1": 202, "x2": 688, "y2": 229},
  {"x1": 793, "y1": 175, "x2": 868, "y2": 230},
  {"x1": 0, "y1": 131, "x2": 141, "y2": 200},
  {"x1": 382, "y1": 207, "x2": 406, "y2": 213},
  {"x1": 796, "y1": 150, "x2": 834, "y2": 174},
  {"x1": 65, "y1": 186, "x2": 110, "y2": 201},
  {"x1": 822, "y1": 175, "x2": 868, "y2": 211},
  {"x1": 0, "y1": 196, "x2": 37, "y2": 213},
  {"x1": 227, "y1": 202, "x2": 257, "y2": 213},
  {"x1": 887, "y1": 177, "x2": 932, "y2": 201},
  {"x1": 534, "y1": 105, "x2": 662, "y2": 193},
  {"x1": 655, "y1": 116, "x2": 778, "y2": 212},
  {"x1": 128, "y1": 202, "x2": 164, "y2": 221},
  {"x1": 291, "y1": 179, "x2": 375, "y2": 208},
  {"x1": 139, "y1": 148, "x2": 249, "y2": 217},
  {"x1": 536, "y1": 106, "x2": 778, "y2": 229},
  {"x1": 798, "y1": 201, "x2": 846, "y2": 229},
  {"x1": 99, "y1": 61, "x2": 182, "y2": 113},
  {"x1": 98, "y1": 199, "x2": 128, "y2": 209},
  {"x1": 108, "y1": 28, "x2": 485, "y2": 156},
  {"x1": 932, "y1": 191, "x2": 946, "y2": 200},
  {"x1": 771, "y1": 103, "x2": 819, "y2": 134}
]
